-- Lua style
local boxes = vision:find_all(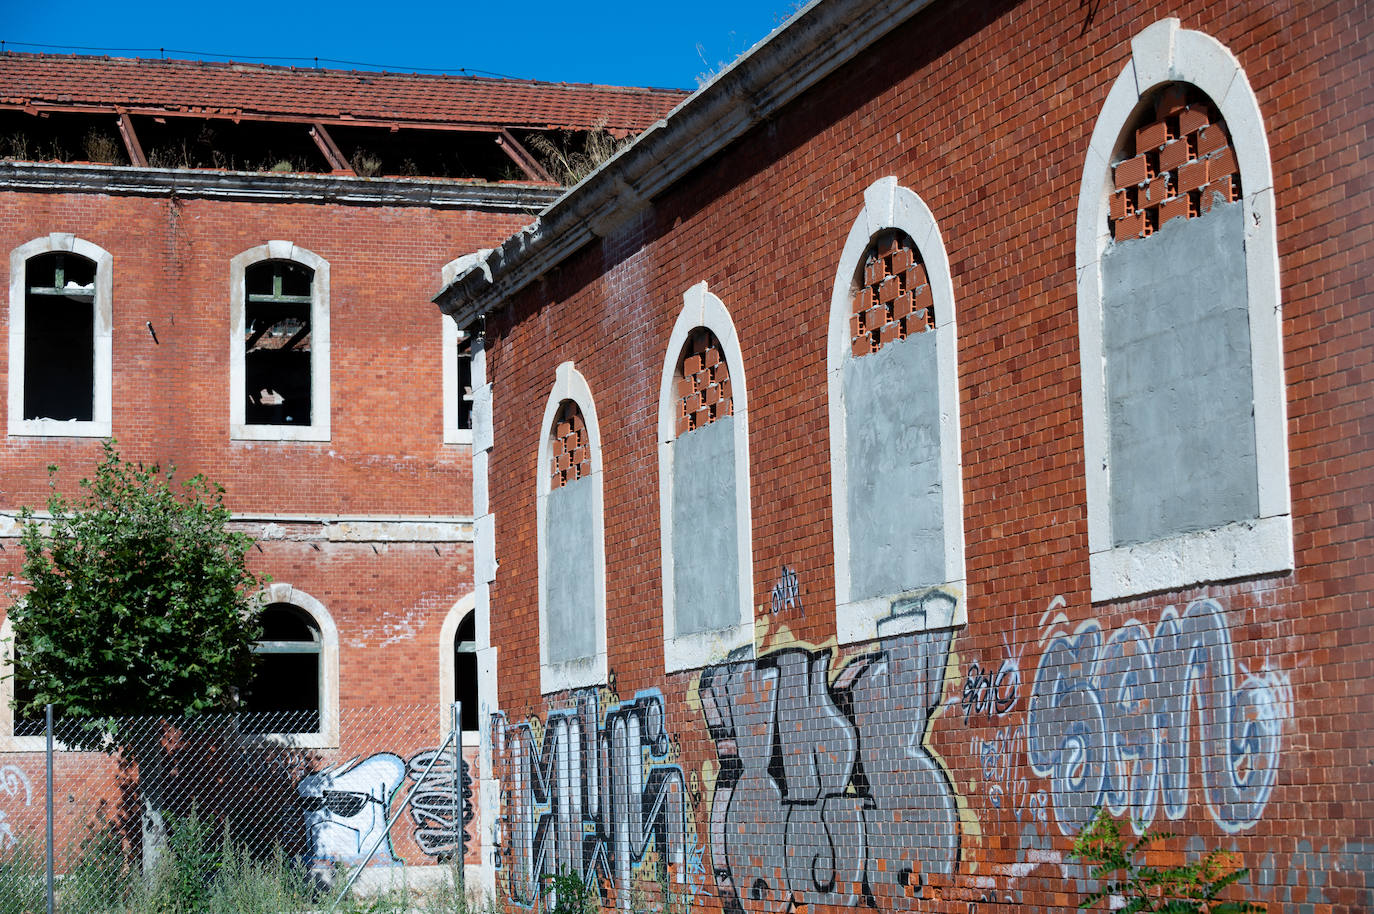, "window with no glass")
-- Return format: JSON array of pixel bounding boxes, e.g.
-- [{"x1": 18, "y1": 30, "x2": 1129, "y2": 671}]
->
[
  {"x1": 24, "y1": 251, "x2": 97, "y2": 422},
  {"x1": 244, "y1": 260, "x2": 314, "y2": 426},
  {"x1": 242, "y1": 603, "x2": 322, "y2": 735}
]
